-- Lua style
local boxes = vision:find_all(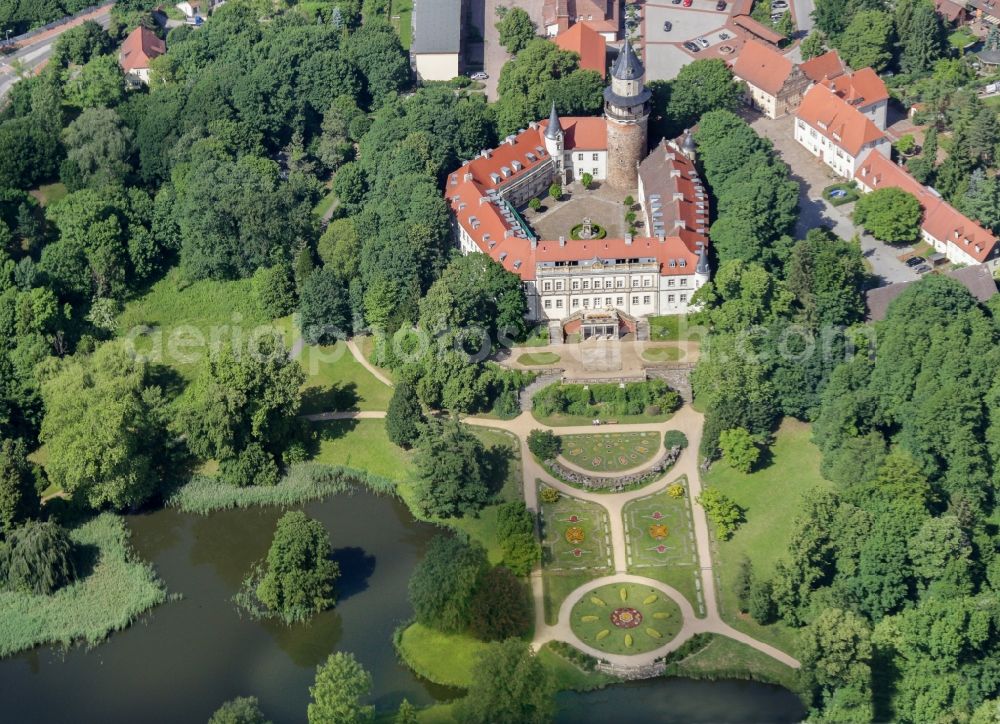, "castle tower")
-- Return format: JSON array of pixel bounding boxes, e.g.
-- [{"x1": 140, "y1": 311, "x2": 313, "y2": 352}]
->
[
  {"x1": 604, "y1": 38, "x2": 651, "y2": 191},
  {"x1": 543, "y1": 101, "x2": 566, "y2": 181}
]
